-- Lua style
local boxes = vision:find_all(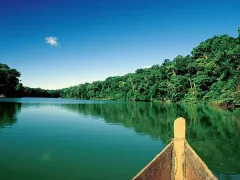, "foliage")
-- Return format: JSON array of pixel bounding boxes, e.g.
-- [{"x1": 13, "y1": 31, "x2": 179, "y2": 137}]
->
[
  {"x1": 0, "y1": 64, "x2": 22, "y2": 97},
  {"x1": 59, "y1": 29, "x2": 240, "y2": 106},
  {"x1": 1, "y1": 28, "x2": 239, "y2": 105},
  {"x1": 23, "y1": 86, "x2": 61, "y2": 98}
]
